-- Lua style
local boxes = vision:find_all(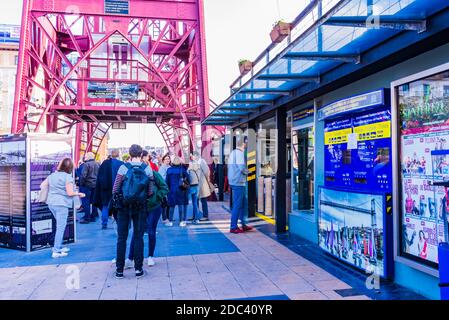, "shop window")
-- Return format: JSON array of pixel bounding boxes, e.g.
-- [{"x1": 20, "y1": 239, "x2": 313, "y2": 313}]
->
[
  {"x1": 397, "y1": 68, "x2": 449, "y2": 269},
  {"x1": 292, "y1": 126, "x2": 314, "y2": 212}
]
